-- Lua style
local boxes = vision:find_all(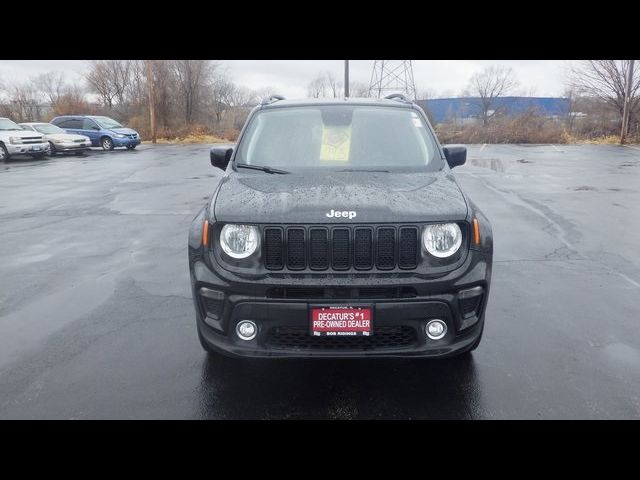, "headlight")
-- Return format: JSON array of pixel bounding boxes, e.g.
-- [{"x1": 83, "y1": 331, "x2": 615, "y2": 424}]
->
[
  {"x1": 9, "y1": 137, "x2": 23, "y2": 144},
  {"x1": 220, "y1": 224, "x2": 260, "y2": 259},
  {"x1": 114, "y1": 133, "x2": 125, "y2": 138},
  {"x1": 423, "y1": 223, "x2": 462, "y2": 258}
]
